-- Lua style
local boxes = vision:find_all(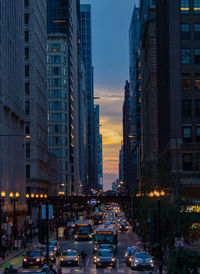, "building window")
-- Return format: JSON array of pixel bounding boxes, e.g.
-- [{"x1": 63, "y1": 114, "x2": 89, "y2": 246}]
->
[
  {"x1": 26, "y1": 165, "x2": 30, "y2": 178},
  {"x1": 25, "y1": 83, "x2": 29, "y2": 95},
  {"x1": 182, "y1": 73, "x2": 191, "y2": 89},
  {"x1": 194, "y1": 49, "x2": 200, "y2": 63},
  {"x1": 194, "y1": 0, "x2": 200, "y2": 13},
  {"x1": 52, "y1": 44, "x2": 61, "y2": 52},
  {"x1": 180, "y1": 0, "x2": 190, "y2": 14},
  {"x1": 196, "y1": 127, "x2": 200, "y2": 142},
  {"x1": 24, "y1": 0, "x2": 29, "y2": 7},
  {"x1": 25, "y1": 47, "x2": 29, "y2": 59},
  {"x1": 51, "y1": 78, "x2": 61, "y2": 87},
  {"x1": 53, "y1": 137, "x2": 62, "y2": 145},
  {"x1": 181, "y1": 24, "x2": 190, "y2": 39},
  {"x1": 196, "y1": 100, "x2": 200, "y2": 116},
  {"x1": 25, "y1": 122, "x2": 30, "y2": 134},
  {"x1": 53, "y1": 149, "x2": 62, "y2": 157},
  {"x1": 52, "y1": 67, "x2": 61, "y2": 75},
  {"x1": 54, "y1": 125, "x2": 62, "y2": 133},
  {"x1": 181, "y1": 48, "x2": 191, "y2": 64},
  {"x1": 52, "y1": 101, "x2": 61, "y2": 109},
  {"x1": 51, "y1": 56, "x2": 61, "y2": 64},
  {"x1": 183, "y1": 126, "x2": 192, "y2": 142},
  {"x1": 183, "y1": 154, "x2": 193, "y2": 171},
  {"x1": 194, "y1": 24, "x2": 200, "y2": 39},
  {"x1": 182, "y1": 99, "x2": 192, "y2": 116},
  {"x1": 195, "y1": 73, "x2": 200, "y2": 89},
  {"x1": 26, "y1": 143, "x2": 30, "y2": 158},
  {"x1": 52, "y1": 113, "x2": 61, "y2": 121},
  {"x1": 24, "y1": 13, "x2": 29, "y2": 24},
  {"x1": 52, "y1": 90, "x2": 61, "y2": 98},
  {"x1": 25, "y1": 31, "x2": 29, "y2": 42},
  {"x1": 25, "y1": 65, "x2": 29, "y2": 77},
  {"x1": 196, "y1": 153, "x2": 200, "y2": 171},
  {"x1": 25, "y1": 101, "x2": 30, "y2": 115}
]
